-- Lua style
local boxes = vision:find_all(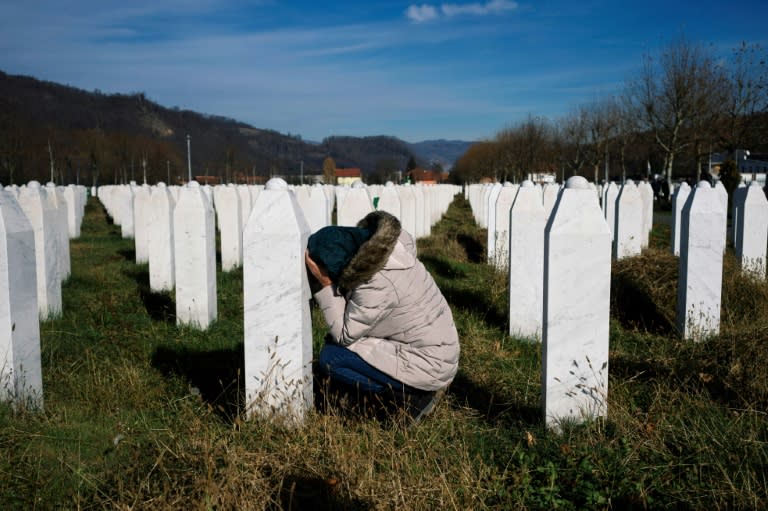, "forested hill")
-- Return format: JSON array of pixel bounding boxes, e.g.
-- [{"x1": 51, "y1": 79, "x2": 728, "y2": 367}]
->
[{"x1": 0, "y1": 71, "x2": 470, "y2": 185}]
